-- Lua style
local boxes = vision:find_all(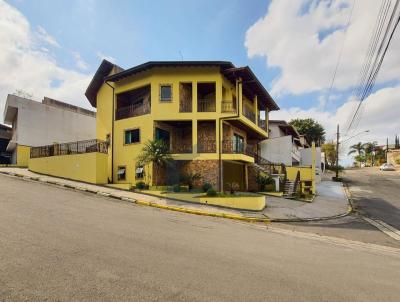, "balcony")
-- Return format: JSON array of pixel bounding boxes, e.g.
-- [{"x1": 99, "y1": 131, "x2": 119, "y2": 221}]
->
[
  {"x1": 198, "y1": 99, "x2": 216, "y2": 112},
  {"x1": 171, "y1": 143, "x2": 192, "y2": 154},
  {"x1": 242, "y1": 106, "x2": 256, "y2": 124},
  {"x1": 222, "y1": 100, "x2": 236, "y2": 113},
  {"x1": 116, "y1": 102, "x2": 150, "y2": 120},
  {"x1": 198, "y1": 139, "x2": 216, "y2": 153},
  {"x1": 222, "y1": 139, "x2": 255, "y2": 157}
]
